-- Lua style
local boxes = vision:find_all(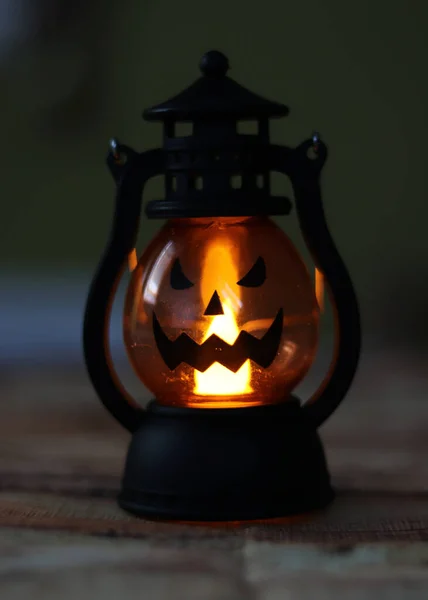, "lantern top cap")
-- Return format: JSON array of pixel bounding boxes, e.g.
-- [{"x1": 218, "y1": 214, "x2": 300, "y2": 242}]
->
[
  {"x1": 143, "y1": 51, "x2": 289, "y2": 122},
  {"x1": 199, "y1": 50, "x2": 230, "y2": 77}
]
